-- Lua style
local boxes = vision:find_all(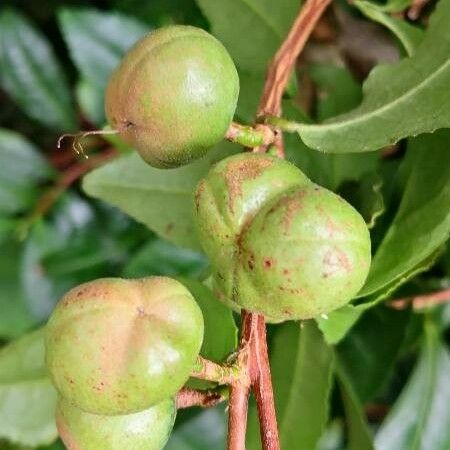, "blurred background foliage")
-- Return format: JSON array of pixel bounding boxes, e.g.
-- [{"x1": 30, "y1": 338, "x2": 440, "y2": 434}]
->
[{"x1": 0, "y1": 0, "x2": 449, "y2": 449}]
